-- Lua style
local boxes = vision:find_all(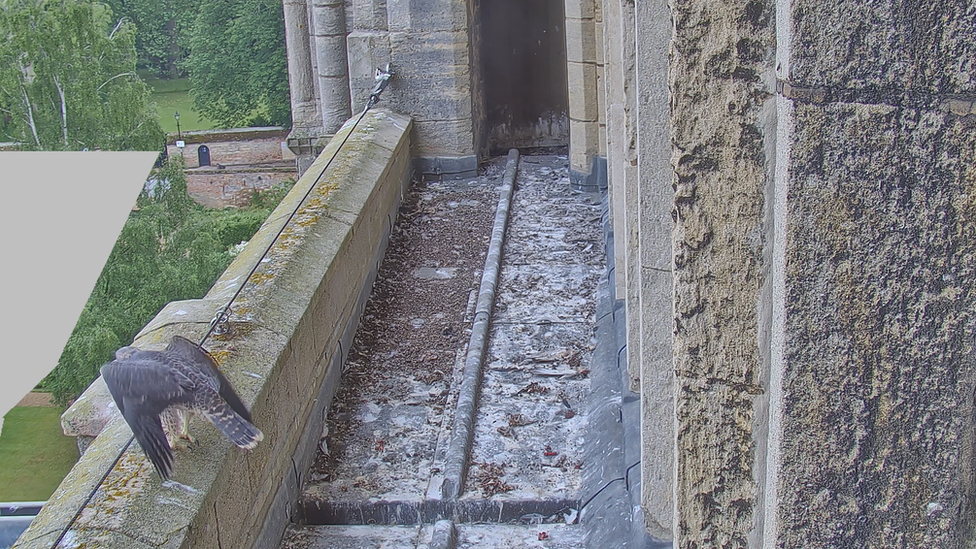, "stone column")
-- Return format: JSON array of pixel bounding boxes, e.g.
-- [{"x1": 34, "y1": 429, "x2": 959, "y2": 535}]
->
[
  {"x1": 311, "y1": 0, "x2": 352, "y2": 134},
  {"x1": 634, "y1": 0, "x2": 673, "y2": 539},
  {"x1": 565, "y1": 0, "x2": 604, "y2": 190},
  {"x1": 284, "y1": 0, "x2": 323, "y2": 174},
  {"x1": 283, "y1": 0, "x2": 320, "y2": 126},
  {"x1": 668, "y1": 0, "x2": 775, "y2": 545}
]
